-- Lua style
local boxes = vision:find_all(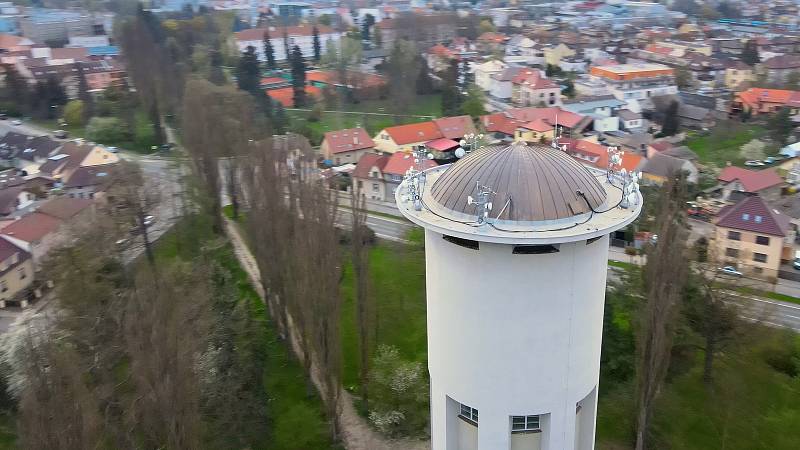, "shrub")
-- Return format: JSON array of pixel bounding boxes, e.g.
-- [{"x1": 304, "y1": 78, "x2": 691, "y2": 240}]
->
[
  {"x1": 62, "y1": 100, "x2": 84, "y2": 126},
  {"x1": 368, "y1": 345, "x2": 429, "y2": 438},
  {"x1": 86, "y1": 116, "x2": 130, "y2": 145}
]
